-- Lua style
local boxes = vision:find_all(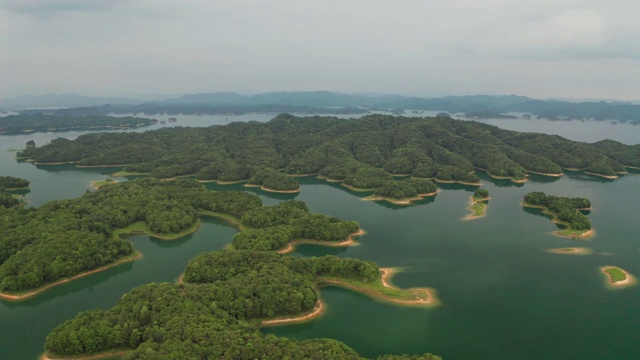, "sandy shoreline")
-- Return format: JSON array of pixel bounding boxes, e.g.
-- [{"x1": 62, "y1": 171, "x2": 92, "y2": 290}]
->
[
  {"x1": 363, "y1": 191, "x2": 438, "y2": 205},
  {"x1": 545, "y1": 247, "x2": 593, "y2": 255},
  {"x1": 584, "y1": 171, "x2": 618, "y2": 179},
  {"x1": 432, "y1": 178, "x2": 482, "y2": 186},
  {"x1": 600, "y1": 266, "x2": 638, "y2": 289},
  {"x1": 243, "y1": 183, "x2": 301, "y2": 193},
  {"x1": 261, "y1": 300, "x2": 326, "y2": 326},
  {"x1": 322, "y1": 267, "x2": 440, "y2": 307},
  {"x1": 462, "y1": 196, "x2": 489, "y2": 220},
  {"x1": 278, "y1": 229, "x2": 366, "y2": 254},
  {"x1": 526, "y1": 170, "x2": 563, "y2": 177},
  {"x1": 476, "y1": 167, "x2": 527, "y2": 183},
  {"x1": 521, "y1": 202, "x2": 594, "y2": 240},
  {"x1": 76, "y1": 164, "x2": 129, "y2": 168},
  {"x1": 41, "y1": 350, "x2": 128, "y2": 360},
  {"x1": 0, "y1": 252, "x2": 142, "y2": 301}
]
